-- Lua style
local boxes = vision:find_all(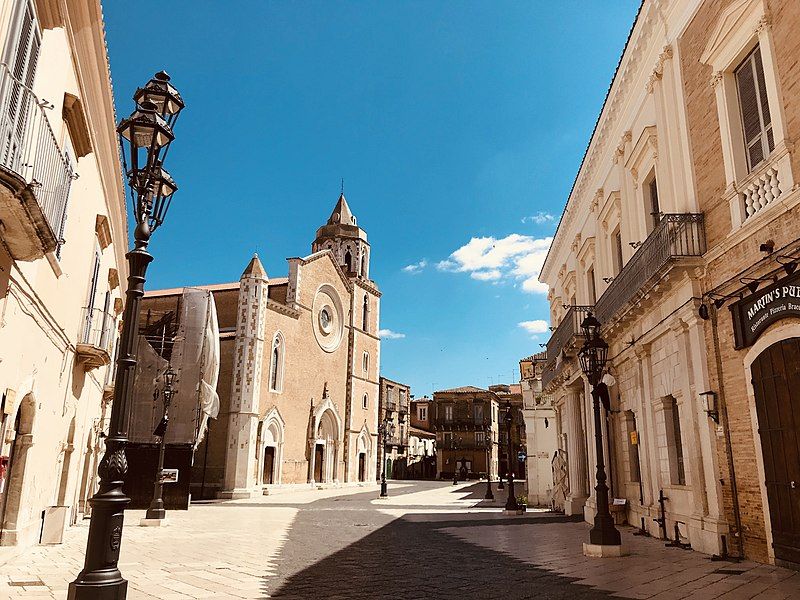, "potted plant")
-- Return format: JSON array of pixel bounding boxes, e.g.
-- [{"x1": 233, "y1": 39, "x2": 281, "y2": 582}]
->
[{"x1": 516, "y1": 495, "x2": 528, "y2": 512}]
